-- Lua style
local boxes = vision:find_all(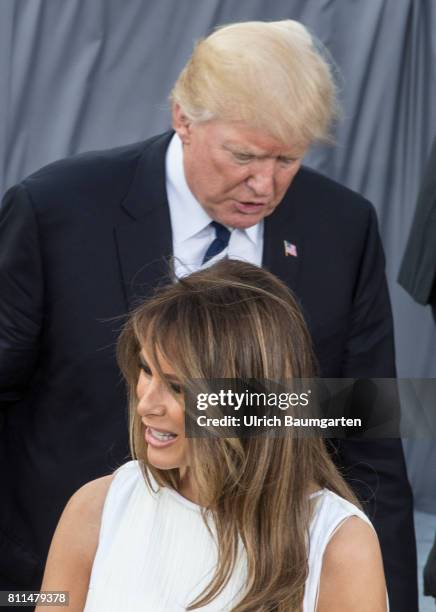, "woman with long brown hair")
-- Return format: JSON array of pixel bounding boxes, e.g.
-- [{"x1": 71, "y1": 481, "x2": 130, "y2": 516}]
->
[{"x1": 39, "y1": 260, "x2": 387, "y2": 611}]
